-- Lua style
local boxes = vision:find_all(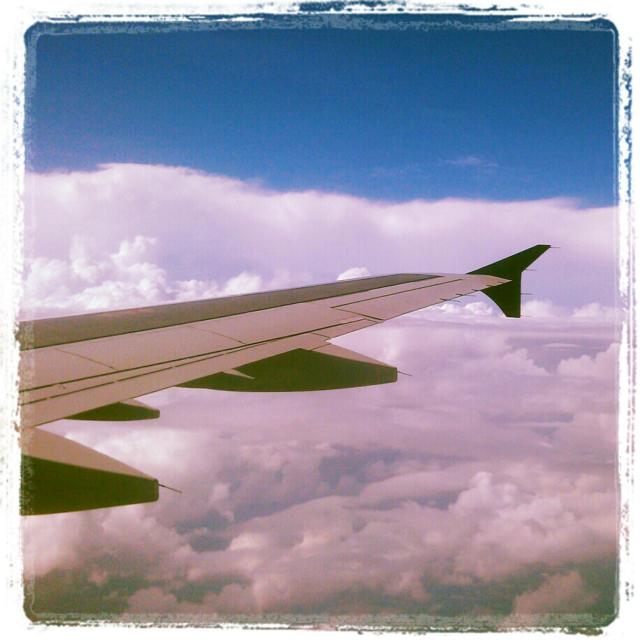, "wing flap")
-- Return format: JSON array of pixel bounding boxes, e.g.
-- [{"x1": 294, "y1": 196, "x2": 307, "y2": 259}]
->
[
  {"x1": 20, "y1": 303, "x2": 360, "y2": 393},
  {"x1": 20, "y1": 333, "x2": 327, "y2": 428},
  {"x1": 179, "y1": 343, "x2": 397, "y2": 392},
  {"x1": 312, "y1": 343, "x2": 391, "y2": 366},
  {"x1": 68, "y1": 398, "x2": 161, "y2": 421}
]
